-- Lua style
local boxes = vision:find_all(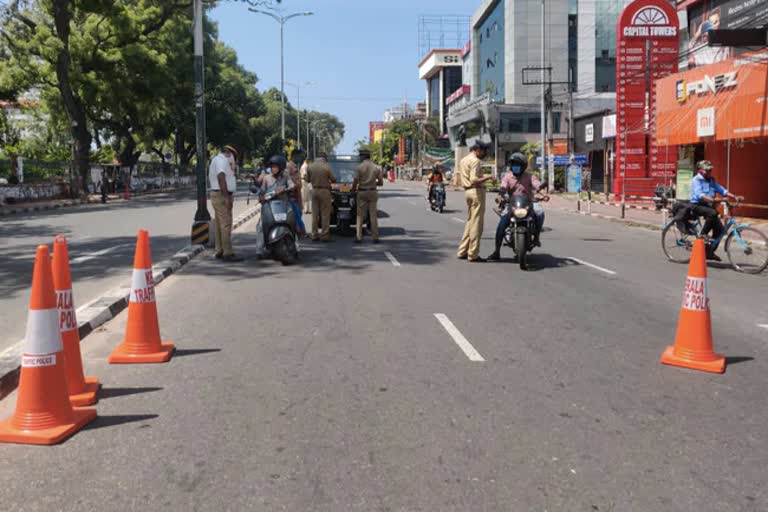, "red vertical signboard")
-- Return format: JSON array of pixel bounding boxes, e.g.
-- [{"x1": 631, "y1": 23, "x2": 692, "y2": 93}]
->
[{"x1": 615, "y1": 0, "x2": 679, "y2": 196}]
